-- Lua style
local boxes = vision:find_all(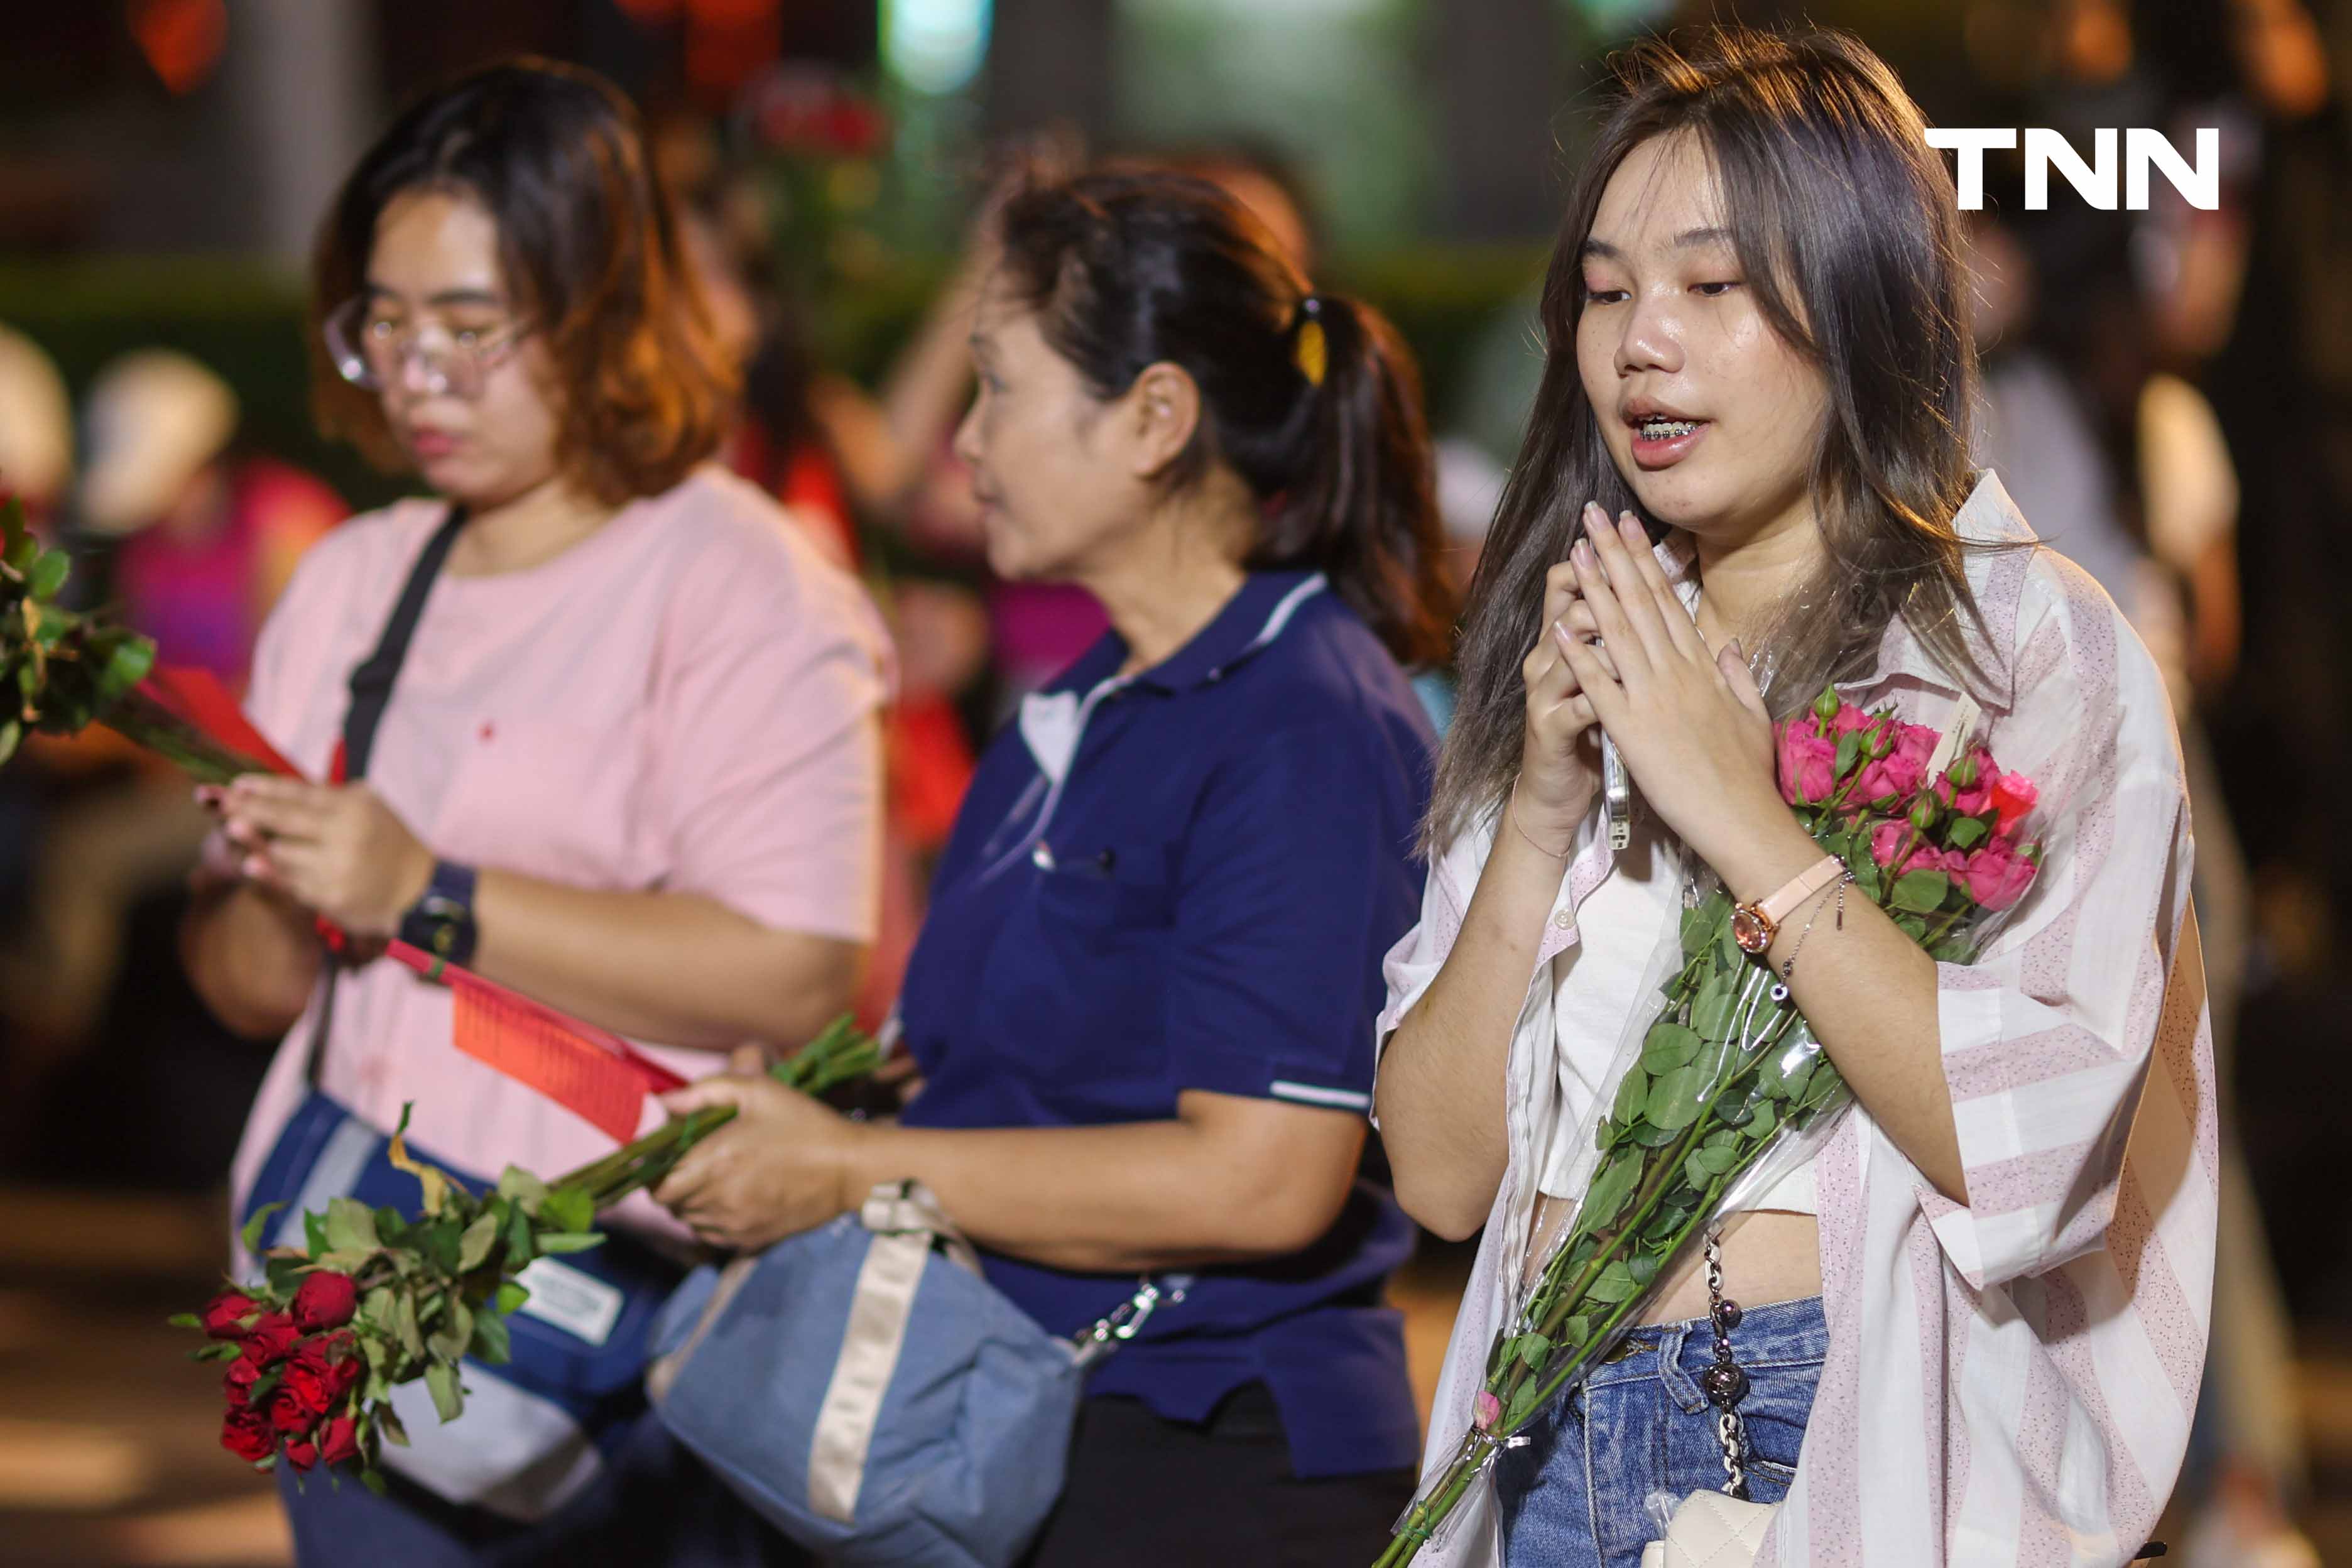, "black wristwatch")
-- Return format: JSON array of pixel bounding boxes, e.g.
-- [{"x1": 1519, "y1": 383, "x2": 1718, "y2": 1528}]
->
[{"x1": 399, "y1": 859, "x2": 479, "y2": 965}]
